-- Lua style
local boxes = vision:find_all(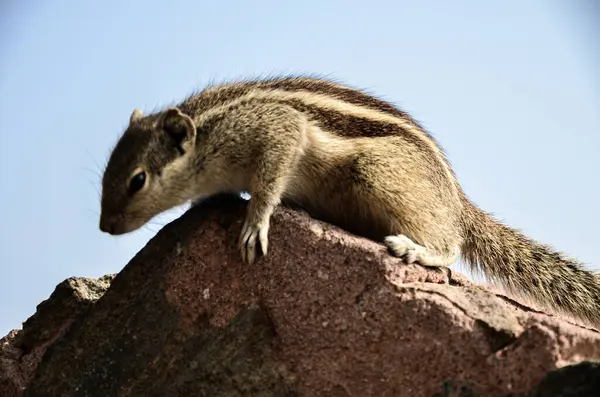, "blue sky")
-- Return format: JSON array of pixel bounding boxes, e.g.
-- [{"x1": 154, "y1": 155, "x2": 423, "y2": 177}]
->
[{"x1": 0, "y1": 0, "x2": 598, "y2": 336}]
